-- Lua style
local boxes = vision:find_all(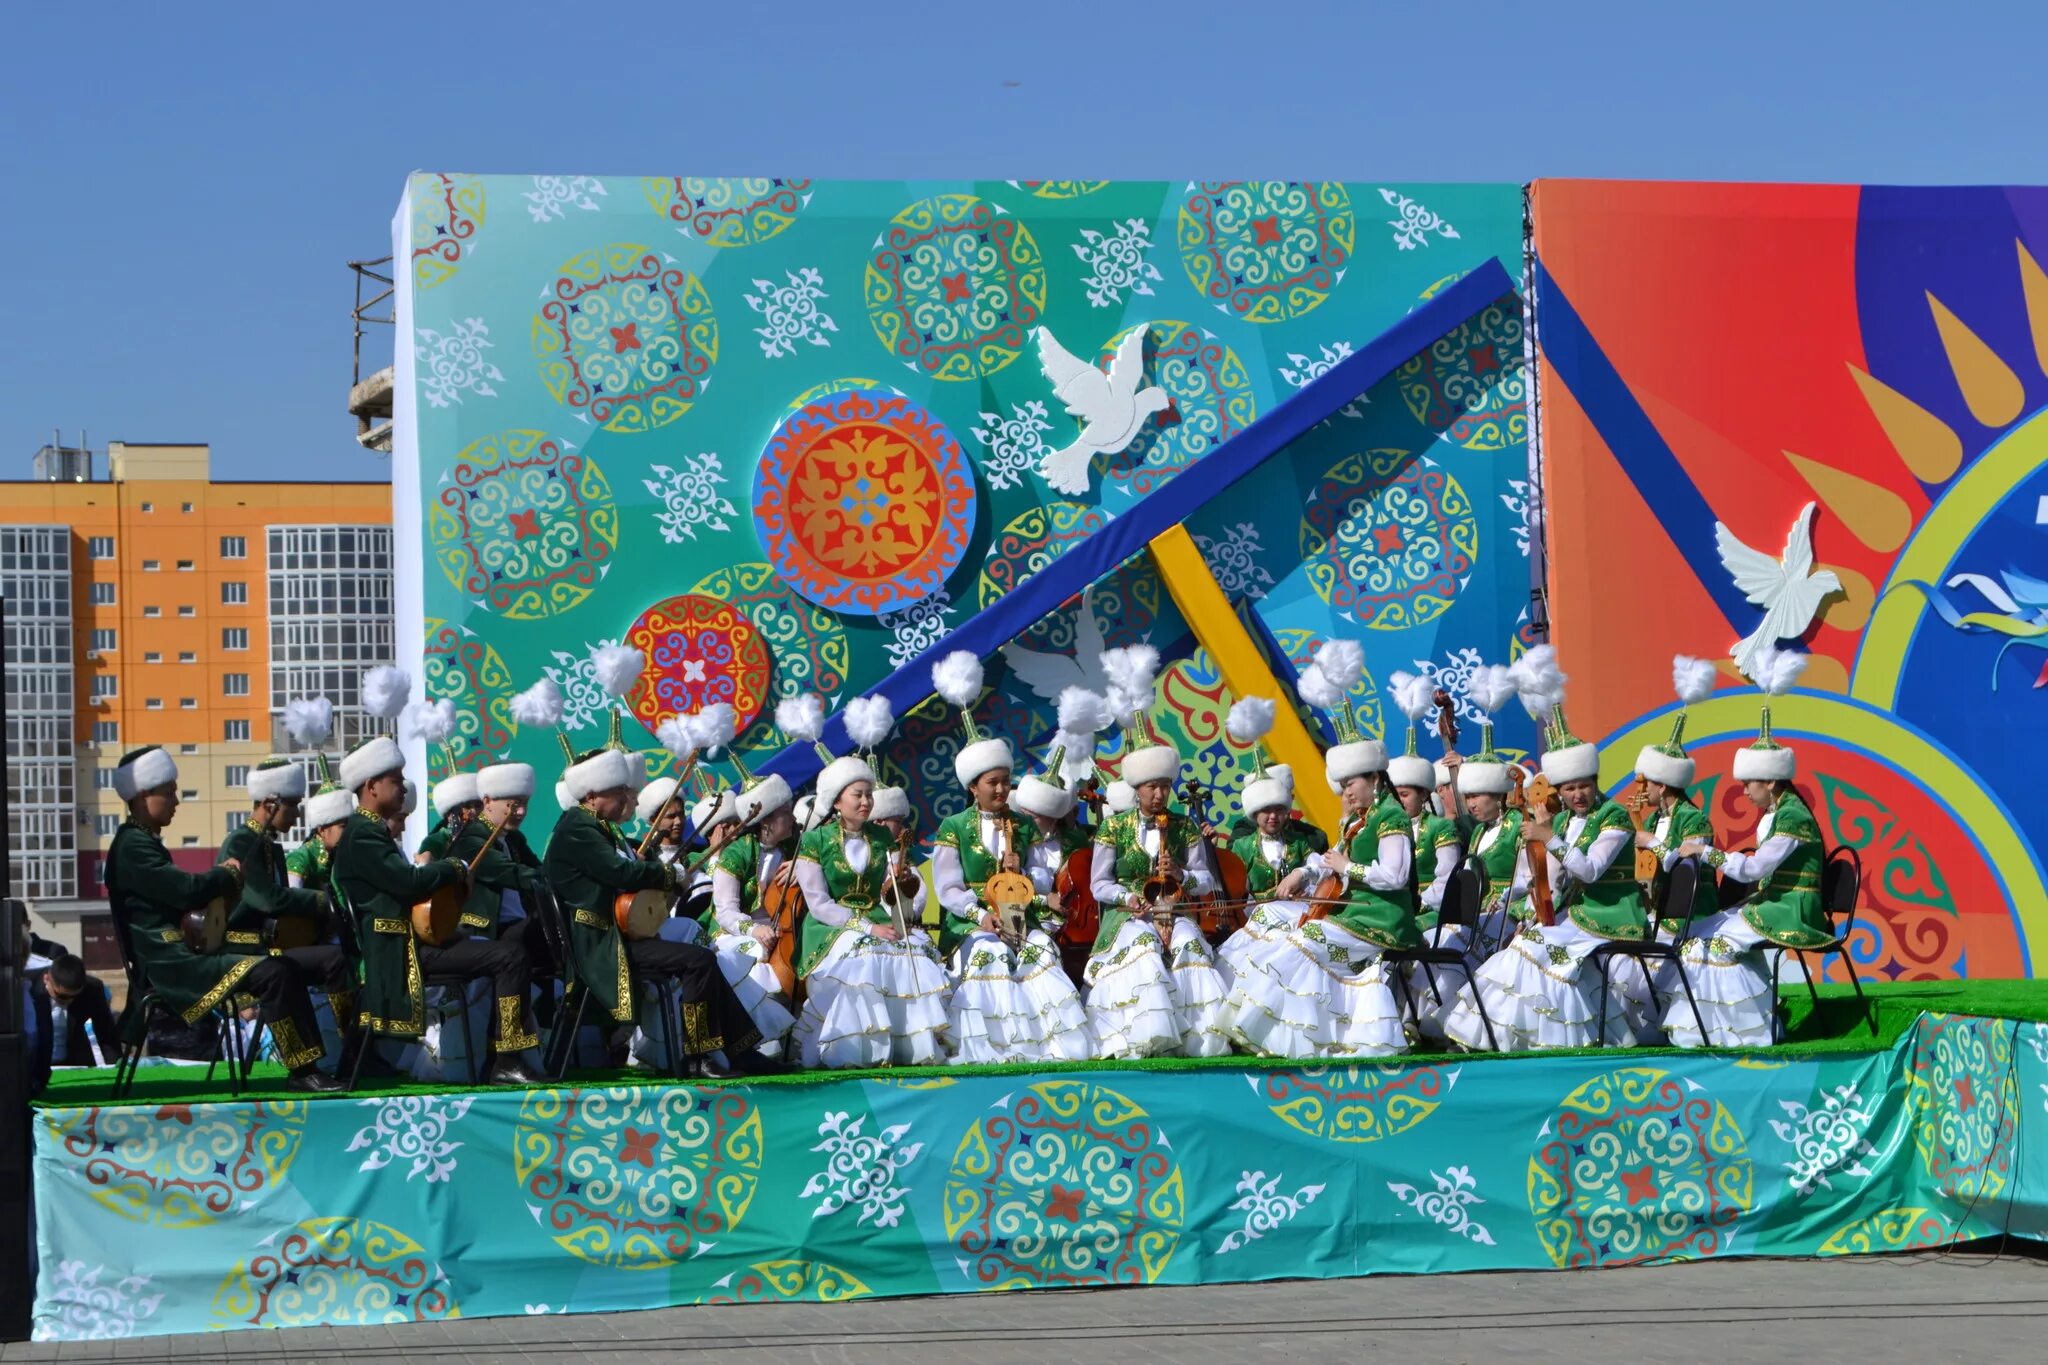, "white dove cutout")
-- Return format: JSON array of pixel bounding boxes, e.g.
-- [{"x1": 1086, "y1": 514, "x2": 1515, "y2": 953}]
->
[
  {"x1": 1715, "y1": 501, "x2": 1843, "y2": 676},
  {"x1": 1034, "y1": 325, "x2": 1171, "y2": 496},
  {"x1": 999, "y1": 582, "x2": 1110, "y2": 703}
]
